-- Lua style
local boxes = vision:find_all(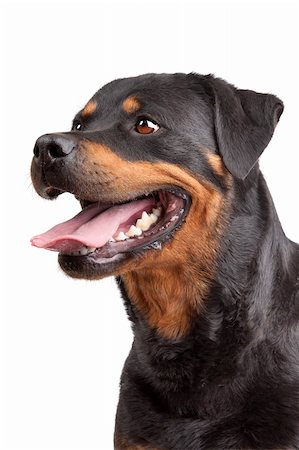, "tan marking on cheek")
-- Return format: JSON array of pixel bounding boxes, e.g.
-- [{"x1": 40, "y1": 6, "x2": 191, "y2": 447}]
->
[
  {"x1": 83, "y1": 144, "x2": 219, "y2": 202},
  {"x1": 81, "y1": 143, "x2": 228, "y2": 338},
  {"x1": 82, "y1": 100, "x2": 97, "y2": 117},
  {"x1": 122, "y1": 96, "x2": 141, "y2": 114},
  {"x1": 122, "y1": 188, "x2": 225, "y2": 339}
]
